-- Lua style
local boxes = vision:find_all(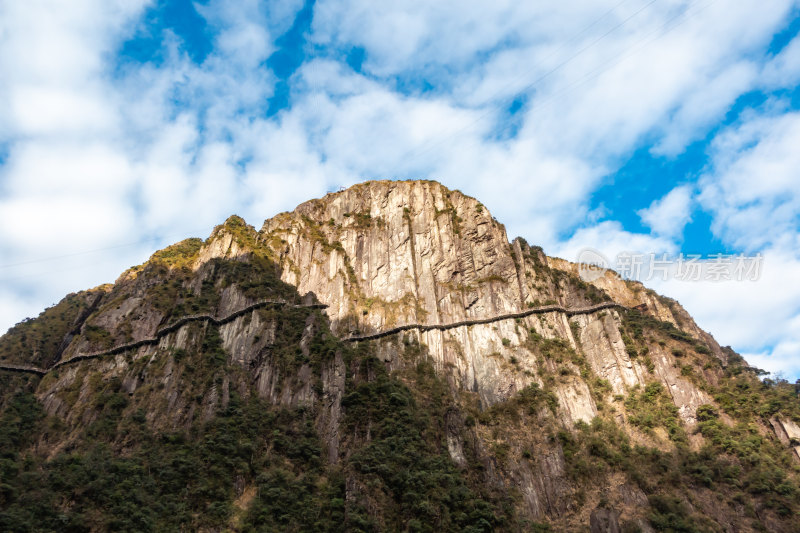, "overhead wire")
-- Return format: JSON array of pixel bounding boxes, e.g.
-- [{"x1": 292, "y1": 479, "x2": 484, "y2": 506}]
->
[
  {"x1": 397, "y1": 0, "x2": 661, "y2": 165},
  {"x1": 428, "y1": 0, "x2": 719, "y2": 156},
  {"x1": 519, "y1": 0, "x2": 719, "y2": 118},
  {"x1": 0, "y1": 226, "x2": 214, "y2": 272}
]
